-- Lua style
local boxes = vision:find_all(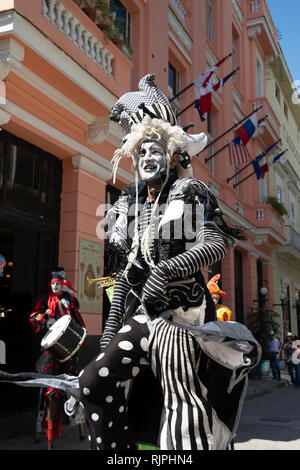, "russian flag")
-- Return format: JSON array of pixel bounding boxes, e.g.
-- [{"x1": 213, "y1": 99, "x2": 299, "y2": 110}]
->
[{"x1": 234, "y1": 115, "x2": 258, "y2": 145}]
